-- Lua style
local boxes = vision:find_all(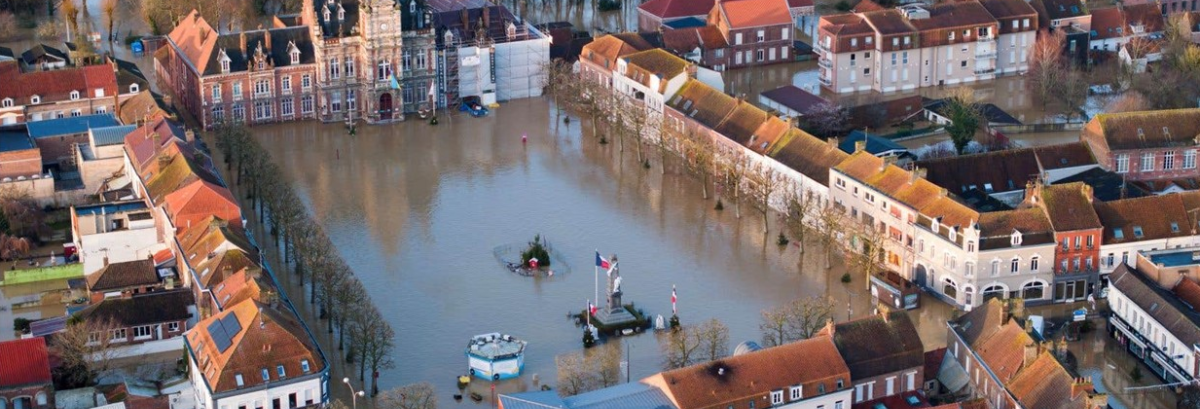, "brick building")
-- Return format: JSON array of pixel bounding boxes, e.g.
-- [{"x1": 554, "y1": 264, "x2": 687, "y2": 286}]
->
[
  {"x1": 1082, "y1": 109, "x2": 1200, "y2": 182},
  {"x1": 1027, "y1": 182, "x2": 1103, "y2": 302},
  {"x1": 0, "y1": 60, "x2": 120, "y2": 125},
  {"x1": 708, "y1": 0, "x2": 795, "y2": 69},
  {"x1": 0, "y1": 338, "x2": 53, "y2": 409},
  {"x1": 637, "y1": 0, "x2": 716, "y2": 32},
  {"x1": 821, "y1": 312, "x2": 924, "y2": 405},
  {"x1": 75, "y1": 289, "x2": 194, "y2": 345},
  {"x1": 156, "y1": 12, "x2": 320, "y2": 129}
]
